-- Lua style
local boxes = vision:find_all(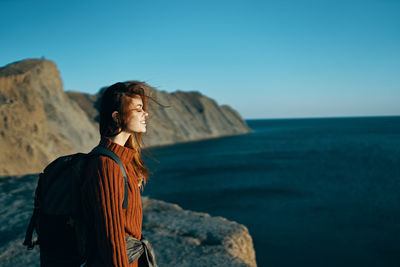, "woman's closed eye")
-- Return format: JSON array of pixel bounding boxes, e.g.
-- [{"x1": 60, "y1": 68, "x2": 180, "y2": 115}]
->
[{"x1": 130, "y1": 108, "x2": 144, "y2": 113}]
